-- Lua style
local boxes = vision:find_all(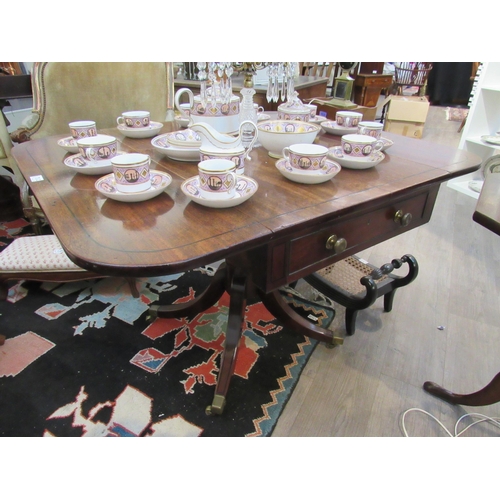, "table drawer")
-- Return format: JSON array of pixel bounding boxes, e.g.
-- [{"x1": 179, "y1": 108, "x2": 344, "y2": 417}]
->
[{"x1": 260, "y1": 185, "x2": 439, "y2": 292}]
